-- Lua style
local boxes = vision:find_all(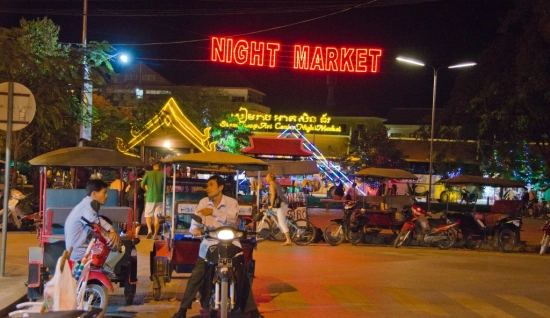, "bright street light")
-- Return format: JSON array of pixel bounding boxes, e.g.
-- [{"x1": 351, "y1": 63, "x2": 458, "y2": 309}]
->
[
  {"x1": 119, "y1": 54, "x2": 129, "y2": 63},
  {"x1": 397, "y1": 56, "x2": 476, "y2": 211}
]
